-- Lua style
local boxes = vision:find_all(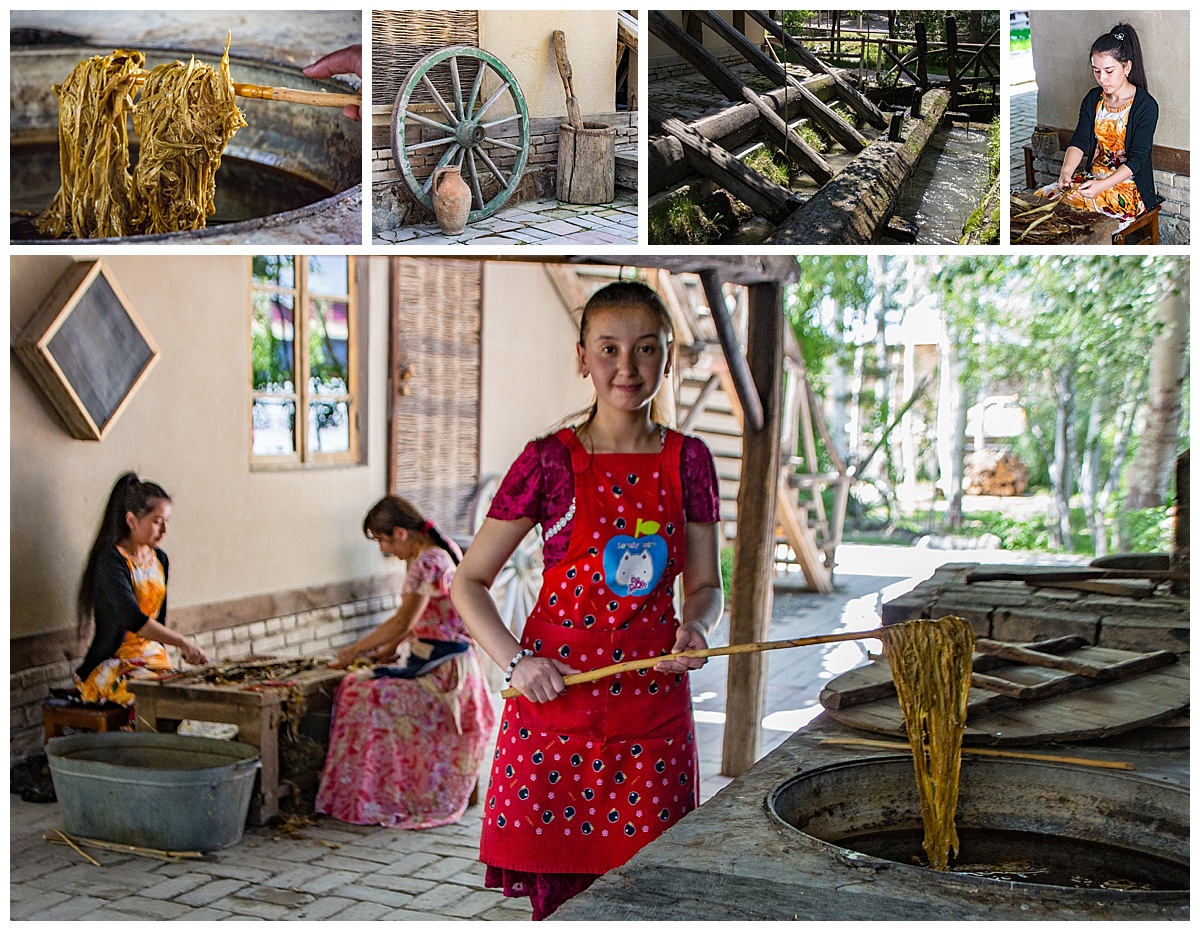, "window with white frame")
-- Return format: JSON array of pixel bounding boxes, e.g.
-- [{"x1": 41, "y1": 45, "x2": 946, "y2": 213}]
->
[{"x1": 250, "y1": 255, "x2": 359, "y2": 466}]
